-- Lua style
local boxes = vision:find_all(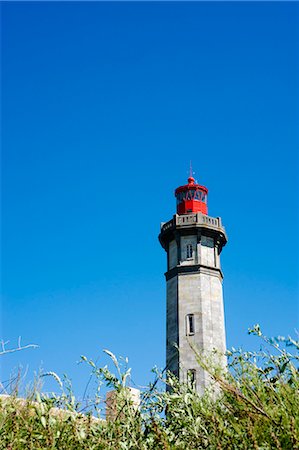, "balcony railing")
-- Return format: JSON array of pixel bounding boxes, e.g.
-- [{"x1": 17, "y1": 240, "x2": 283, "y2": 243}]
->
[{"x1": 161, "y1": 213, "x2": 224, "y2": 234}]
